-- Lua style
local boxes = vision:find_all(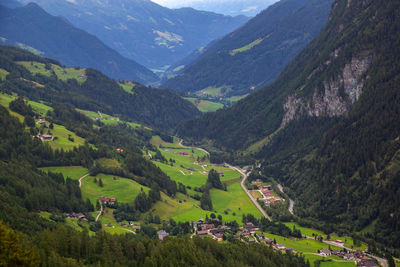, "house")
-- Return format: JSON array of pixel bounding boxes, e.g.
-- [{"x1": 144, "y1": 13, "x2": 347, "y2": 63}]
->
[
  {"x1": 336, "y1": 240, "x2": 344, "y2": 244},
  {"x1": 132, "y1": 225, "x2": 141, "y2": 230},
  {"x1": 187, "y1": 167, "x2": 195, "y2": 171},
  {"x1": 218, "y1": 171, "x2": 224, "y2": 177},
  {"x1": 200, "y1": 224, "x2": 215, "y2": 230},
  {"x1": 197, "y1": 230, "x2": 209, "y2": 236},
  {"x1": 210, "y1": 229, "x2": 225, "y2": 236},
  {"x1": 242, "y1": 222, "x2": 259, "y2": 232},
  {"x1": 120, "y1": 222, "x2": 127, "y2": 226},
  {"x1": 78, "y1": 75, "x2": 86, "y2": 79},
  {"x1": 42, "y1": 134, "x2": 53, "y2": 141},
  {"x1": 344, "y1": 253, "x2": 355, "y2": 260},
  {"x1": 357, "y1": 260, "x2": 378, "y2": 267},
  {"x1": 276, "y1": 244, "x2": 286, "y2": 250},
  {"x1": 251, "y1": 179, "x2": 262, "y2": 184},
  {"x1": 66, "y1": 213, "x2": 85, "y2": 219},
  {"x1": 320, "y1": 249, "x2": 331, "y2": 257},
  {"x1": 100, "y1": 196, "x2": 116, "y2": 205},
  {"x1": 177, "y1": 152, "x2": 189, "y2": 156},
  {"x1": 158, "y1": 230, "x2": 169, "y2": 241}
]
